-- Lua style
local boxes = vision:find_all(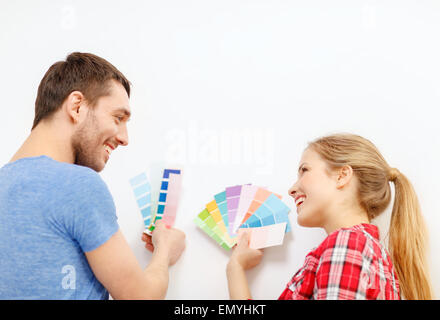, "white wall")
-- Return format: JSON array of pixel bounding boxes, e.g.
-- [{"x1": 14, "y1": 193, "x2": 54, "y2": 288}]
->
[{"x1": 1, "y1": 0, "x2": 439, "y2": 299}]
